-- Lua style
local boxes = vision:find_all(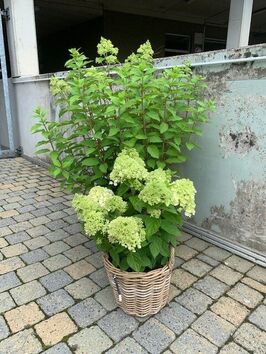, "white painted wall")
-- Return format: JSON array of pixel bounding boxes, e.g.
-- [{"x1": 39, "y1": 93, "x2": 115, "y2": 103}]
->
[{"x1": 4, "y1": 0, "x2": 39, "y2": 76}]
